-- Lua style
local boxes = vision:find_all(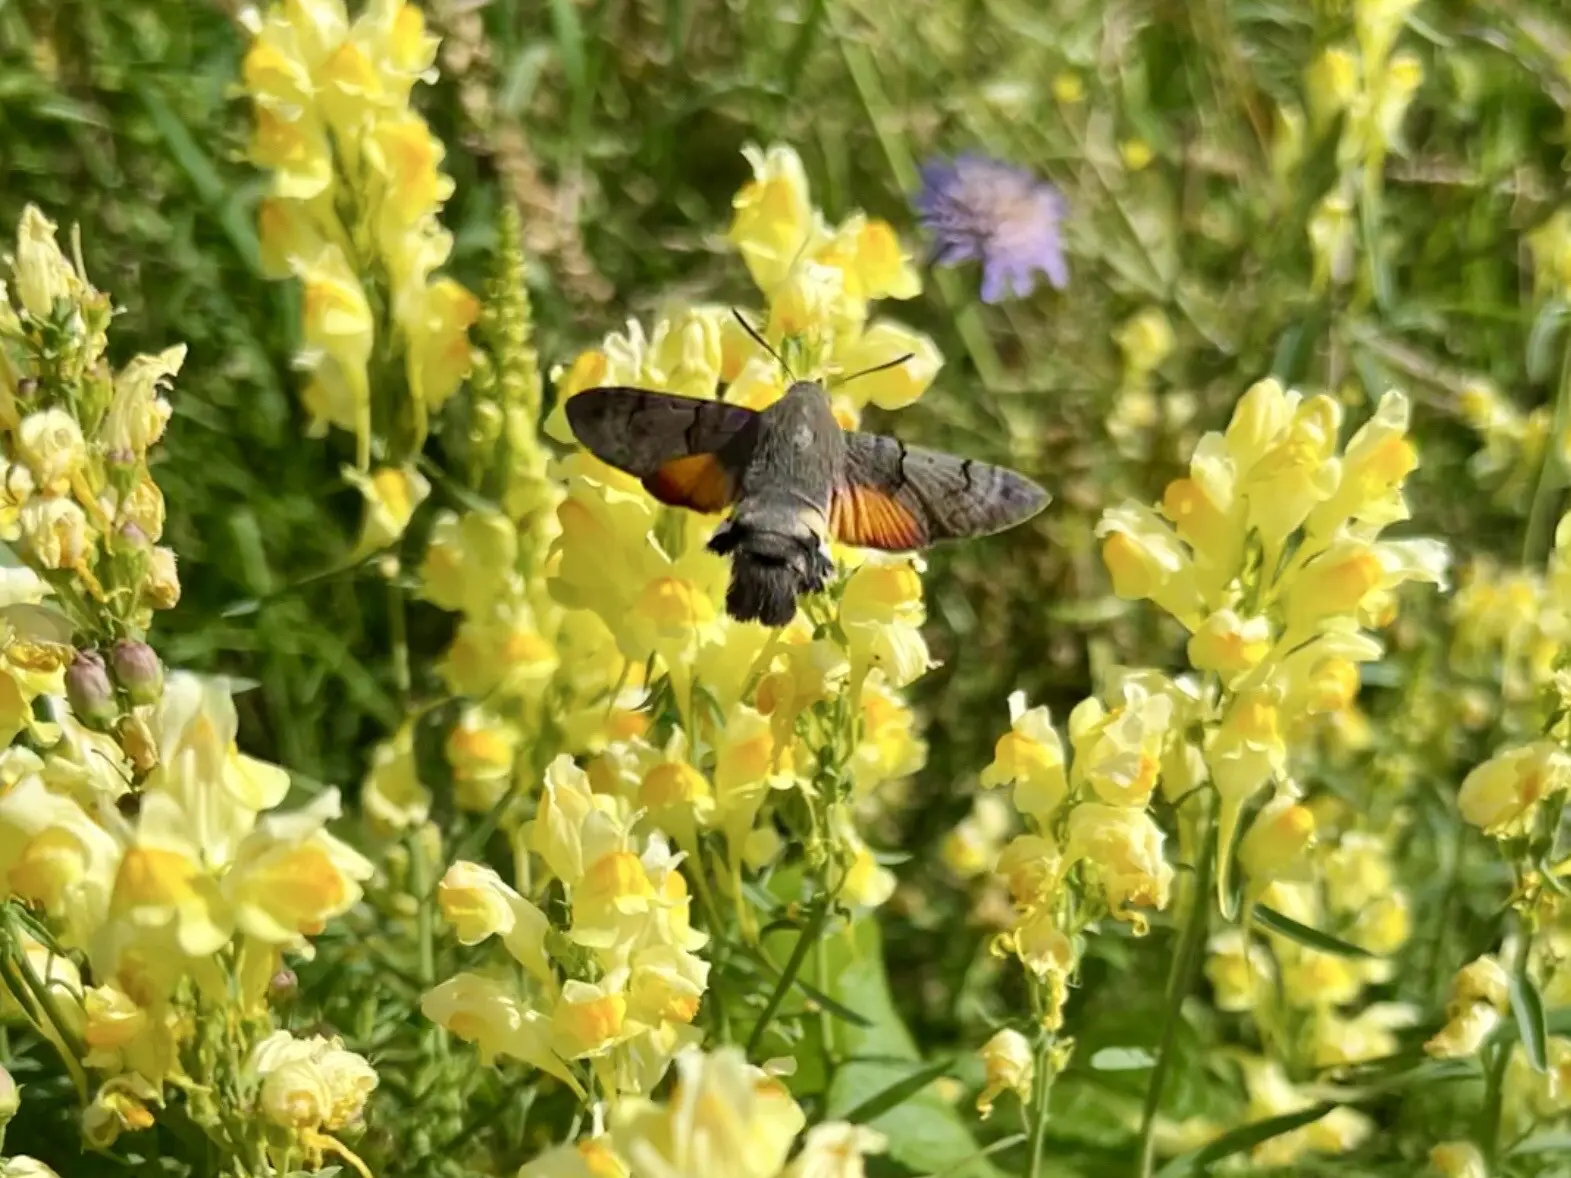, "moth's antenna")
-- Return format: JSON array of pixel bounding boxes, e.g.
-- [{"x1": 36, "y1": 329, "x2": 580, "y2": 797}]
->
[
  {"x1": 732, "y1": 308, "x2": 794, "y2": 382},
  {"x1": 834, "y1": 352, "x2": 915, "y2": 387}
]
